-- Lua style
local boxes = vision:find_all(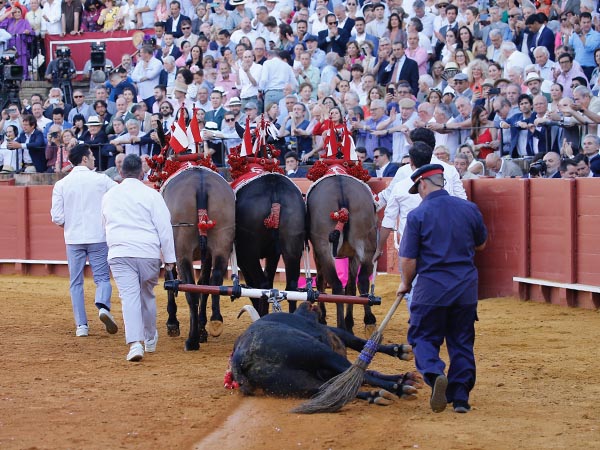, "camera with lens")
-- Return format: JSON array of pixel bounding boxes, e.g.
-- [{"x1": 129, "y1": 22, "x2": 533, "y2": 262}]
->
[
  {"x1": 90, "y1": 42, "x2": 106, "y2": 71},
  {"x1": 0, "y1": 54, "x2": 24, "y2": 84},
  {"x1": 49, "y1": 131, "x2": 60, "y2": 139},
  {"x1": 528, "y1": 160, "x2": 547, "y2": 178},
  {"x1": 53, "y1": 47, "x2": 76, "y2": 81}
]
